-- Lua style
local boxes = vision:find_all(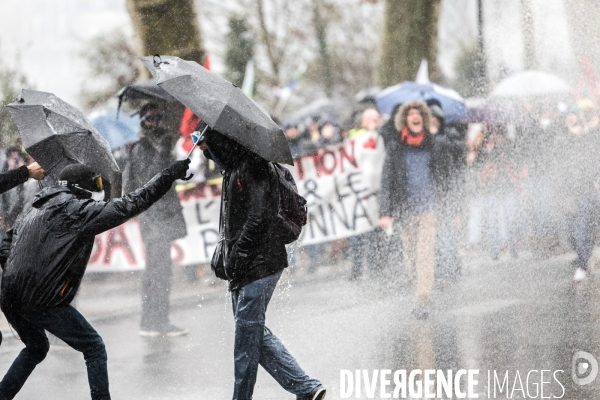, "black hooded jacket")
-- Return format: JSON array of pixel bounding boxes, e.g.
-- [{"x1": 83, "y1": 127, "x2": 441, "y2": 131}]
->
[
  {"x1": 0, "y1": 169, "x2": 179, "y2": 314},
  {"x1": 205, "y1": 132, "x2": 287, "y2": 291}
]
